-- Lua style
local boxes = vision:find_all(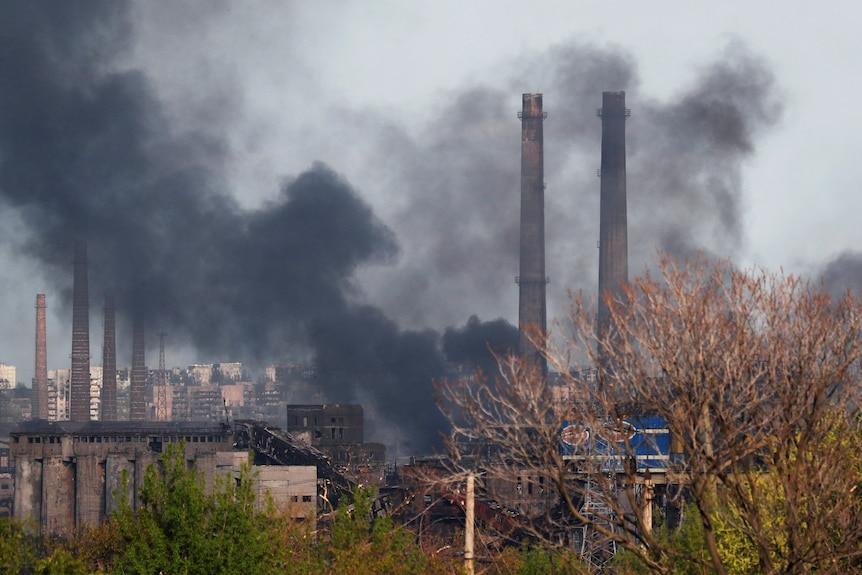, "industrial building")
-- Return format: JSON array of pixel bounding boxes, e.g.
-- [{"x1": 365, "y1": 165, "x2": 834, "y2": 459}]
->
[
  {"x1": 10, "y1": 420, "x2": 317, "y2": 535},
  {"x1": 286, "y1": 404, "x2": 386, "y2": 483}
]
